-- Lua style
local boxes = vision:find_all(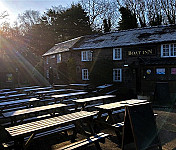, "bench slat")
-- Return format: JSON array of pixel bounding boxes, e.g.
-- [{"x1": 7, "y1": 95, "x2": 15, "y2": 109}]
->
[{"x1": 112, "y1": 122, "x2": 124, "y2": 128}]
